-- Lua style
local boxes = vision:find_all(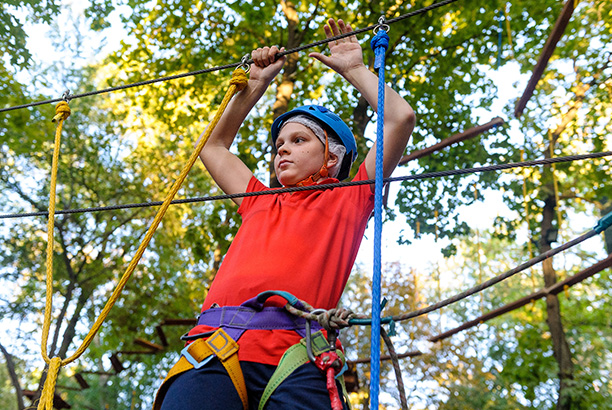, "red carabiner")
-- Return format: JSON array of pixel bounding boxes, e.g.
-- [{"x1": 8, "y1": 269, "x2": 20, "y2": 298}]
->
[{"x1": 315, "y1": 351, "x2": 343, "y2": 410}]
